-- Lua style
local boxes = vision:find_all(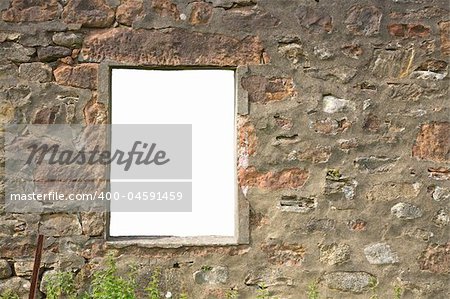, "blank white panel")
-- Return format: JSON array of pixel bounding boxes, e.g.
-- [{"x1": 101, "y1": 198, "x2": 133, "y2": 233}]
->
[{"x1": 110, "y1": 69, "x2": 236, "y2": 237}]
